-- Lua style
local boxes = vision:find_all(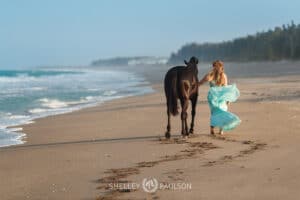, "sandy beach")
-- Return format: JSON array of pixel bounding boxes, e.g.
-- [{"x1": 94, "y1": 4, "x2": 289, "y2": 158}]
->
[{"x1": 1, "y1": 63, "x2": 300, "y2": 200}]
